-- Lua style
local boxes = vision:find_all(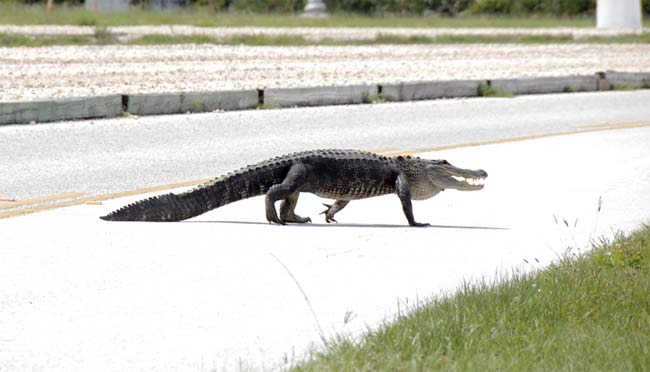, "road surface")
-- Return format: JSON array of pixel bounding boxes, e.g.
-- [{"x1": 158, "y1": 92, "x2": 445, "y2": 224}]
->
[
  {"x1": 2, "y1": 90, "x2": 649, "y2": 202},
  {"x1": 1, "y1": 91, "x2": 649, "y2": 371}
]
